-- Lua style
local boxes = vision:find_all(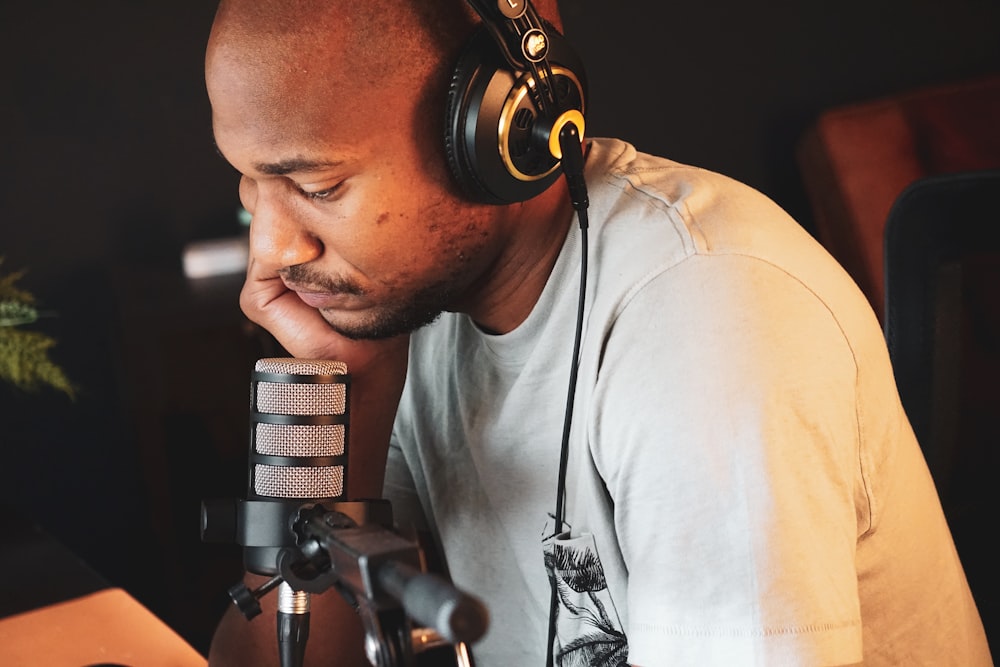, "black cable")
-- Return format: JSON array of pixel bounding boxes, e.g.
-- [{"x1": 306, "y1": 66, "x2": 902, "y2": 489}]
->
[
  {"x1": 552, "y1": 211, "x2": 588, "y2": 537},
  {"x1": 546, "y1": 122, "x2": 589, "y2": 667},
  {"x1": 276, "y1": 583, "x2": 310, "y2": 667}
]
